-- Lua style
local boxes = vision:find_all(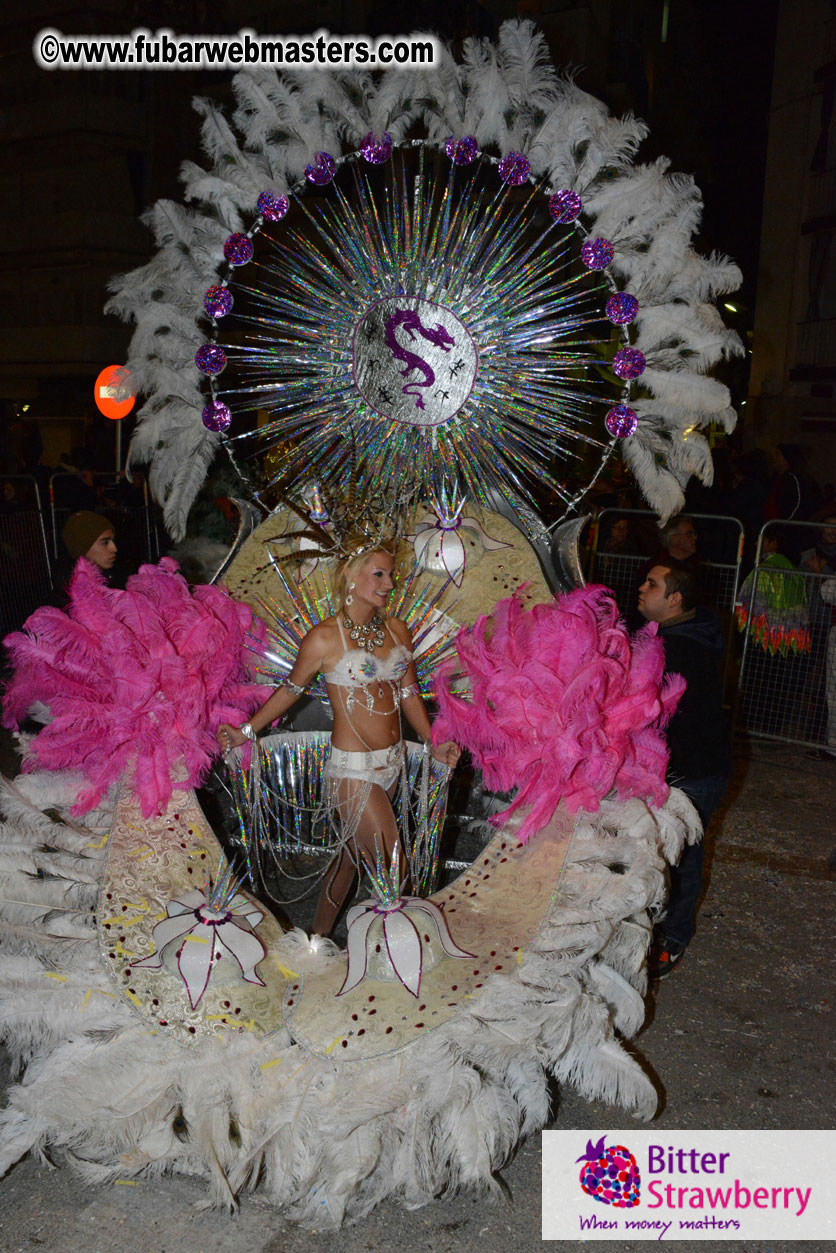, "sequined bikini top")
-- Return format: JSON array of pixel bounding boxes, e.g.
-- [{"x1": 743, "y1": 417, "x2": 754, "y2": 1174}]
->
[
  {"x1": 322, "y1": 619, "x2": 412, "y2": 689},
  {"x1": 323, "y1": 645, "x2": 412, "y2": 689}
]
